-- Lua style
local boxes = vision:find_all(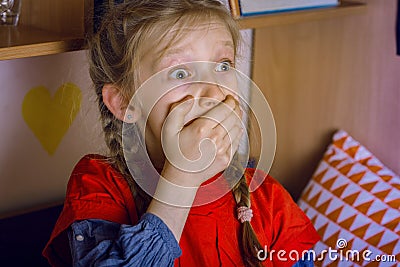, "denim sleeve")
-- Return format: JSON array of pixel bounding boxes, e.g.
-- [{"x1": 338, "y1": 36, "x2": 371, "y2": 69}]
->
[{"x1": 68, "y1": 213, "x2": 182, "y2": 267}]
